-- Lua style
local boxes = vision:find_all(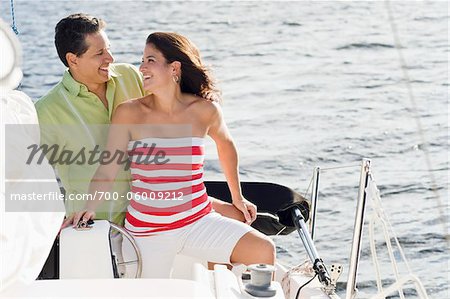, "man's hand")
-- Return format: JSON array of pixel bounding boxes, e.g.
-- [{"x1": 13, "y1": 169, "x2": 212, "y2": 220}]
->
[
  {"x1": 232, "y1": 196, "x2": 257, "y2": 225},
  {"x1": 61, "y1": 210, "x2": 96, "y2": 229}
]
